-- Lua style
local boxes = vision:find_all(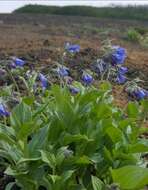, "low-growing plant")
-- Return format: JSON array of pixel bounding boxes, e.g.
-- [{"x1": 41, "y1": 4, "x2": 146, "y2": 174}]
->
[
  {"x1": 0, "y1": 83, "x2": 148, "y2": 190},
  {"x1": 126, "y1": 29, "x2": 141, "y2": 42}
]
